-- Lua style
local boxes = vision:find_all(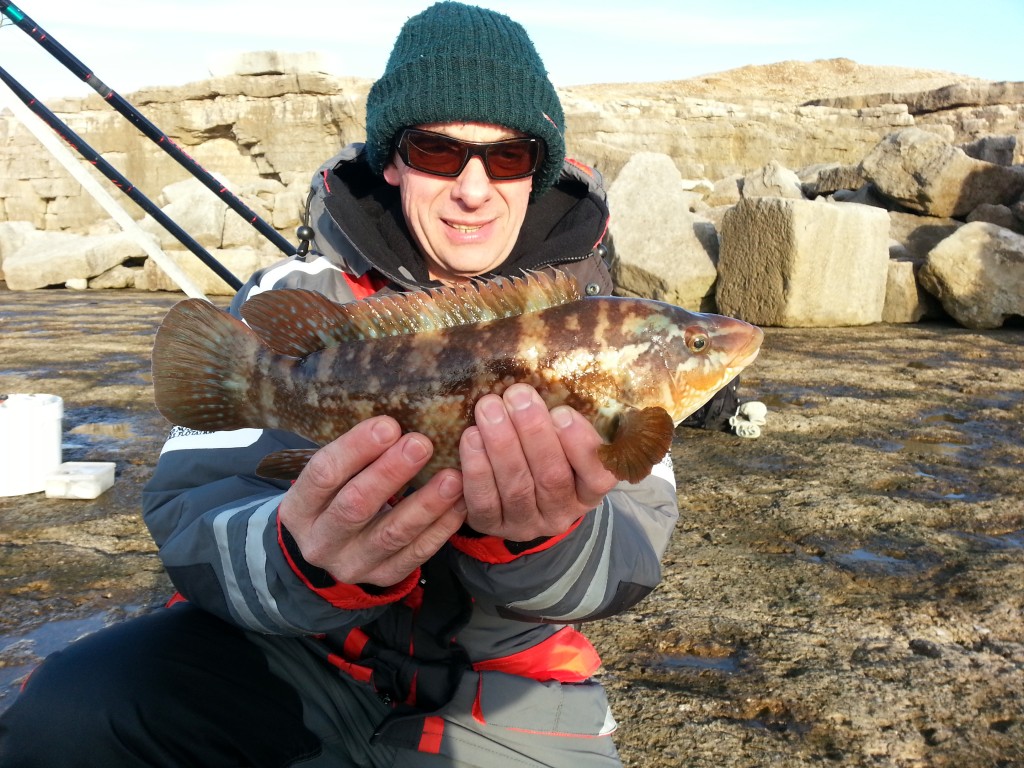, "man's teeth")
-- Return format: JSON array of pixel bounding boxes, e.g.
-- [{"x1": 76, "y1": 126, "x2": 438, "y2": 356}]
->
[{"x1": 450, "y1": 223, "x2": 482, "y2": 232}]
